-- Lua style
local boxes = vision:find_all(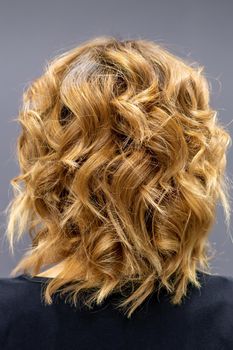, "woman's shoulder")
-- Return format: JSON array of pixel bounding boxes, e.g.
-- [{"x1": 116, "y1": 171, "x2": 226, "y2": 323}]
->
[
  {"x1": 195, "y1": 270, "x2": 233, "y2": 297},
  {"x1": 1, "y1": 270, "x2": 233, "y2": 297},
  {"x1": 0, "y1": 271, "x2": 233, "y2": 338},
  {"x1": 0, "y1": 273, "x2": 42, "y2": 293},
  {"x1": 0, "y1": 270, "x2": 233, "y2": 311},
  {"x1": 0, "y1": 273, "x2": 52, "y2": 320},
  {"x1": 0, "y1": 274, "x2": 43, "y2": 314},
  {"x1": 198, "y1": 270, "x2": 233, "y2": 285},
  {"x1": 181, "y1": 270, "x2": 233, "y2": 307},
  {"x1": 0, "y1": 274, "x2": 41, "y2": 345}
]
